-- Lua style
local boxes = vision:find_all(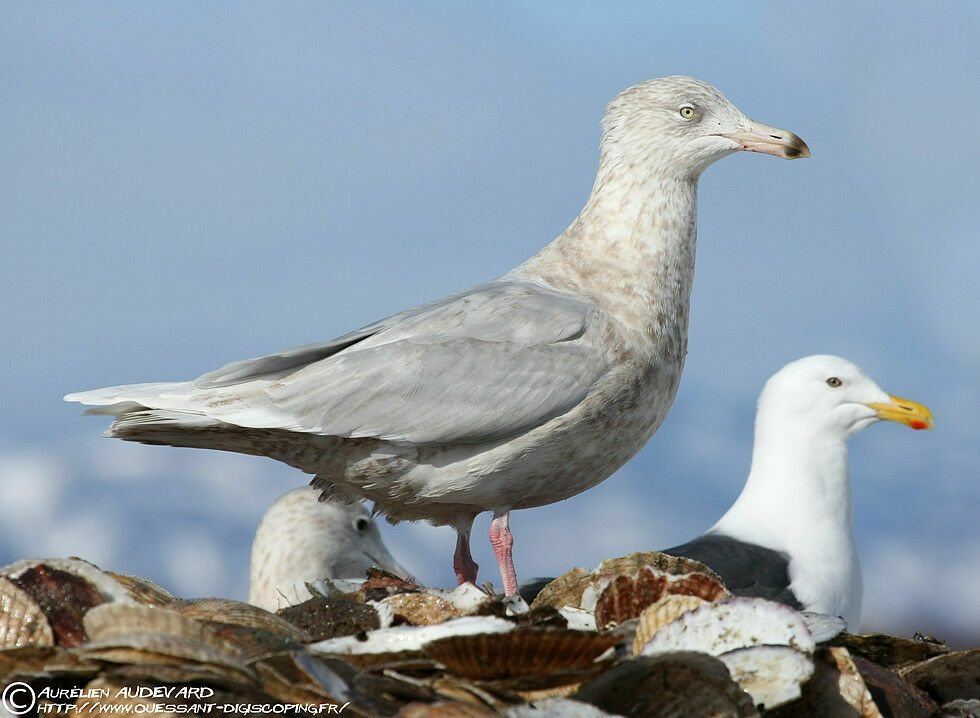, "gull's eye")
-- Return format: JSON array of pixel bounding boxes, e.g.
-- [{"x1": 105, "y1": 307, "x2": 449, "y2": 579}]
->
[
  {"x1": 679, "y1": 105, "x2": 697, "y2": 120},
  {"x1": 826, "y1": 377, "x2": 842, "y2": 388},
  {"x1": 355, "y1": 517, "x2": 370, "y2": 532}
]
